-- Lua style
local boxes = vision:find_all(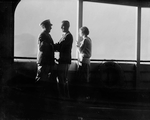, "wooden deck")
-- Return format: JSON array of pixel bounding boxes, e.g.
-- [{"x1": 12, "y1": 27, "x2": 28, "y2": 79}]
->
[{"x1": 1, "y1": 81, "x2": 150, "y2": 120}]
